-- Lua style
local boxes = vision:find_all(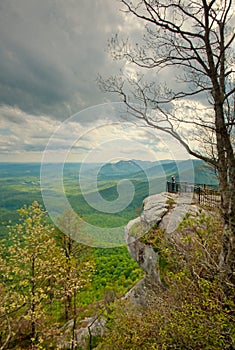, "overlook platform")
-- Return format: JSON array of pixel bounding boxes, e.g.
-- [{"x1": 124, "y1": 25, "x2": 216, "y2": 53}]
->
[{"x1": 166, "y1": 181, "x2": 220, "y2": 208}]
